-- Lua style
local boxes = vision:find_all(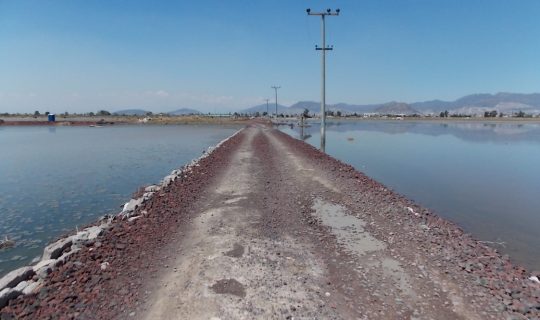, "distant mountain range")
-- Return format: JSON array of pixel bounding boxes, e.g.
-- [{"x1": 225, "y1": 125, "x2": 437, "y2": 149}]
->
[
  {"x1": 241, "y1": 103, "x2": 291, "y2": 115},
  {"x1": 167, "y1": 108, "x2": 201, "y2": 115},
  {"x1": 241, "y1": 93, "x2": 540, "y2": 116},
  {"x1": 112, "y1": 93, "x2": 540, "y2": 116}
]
